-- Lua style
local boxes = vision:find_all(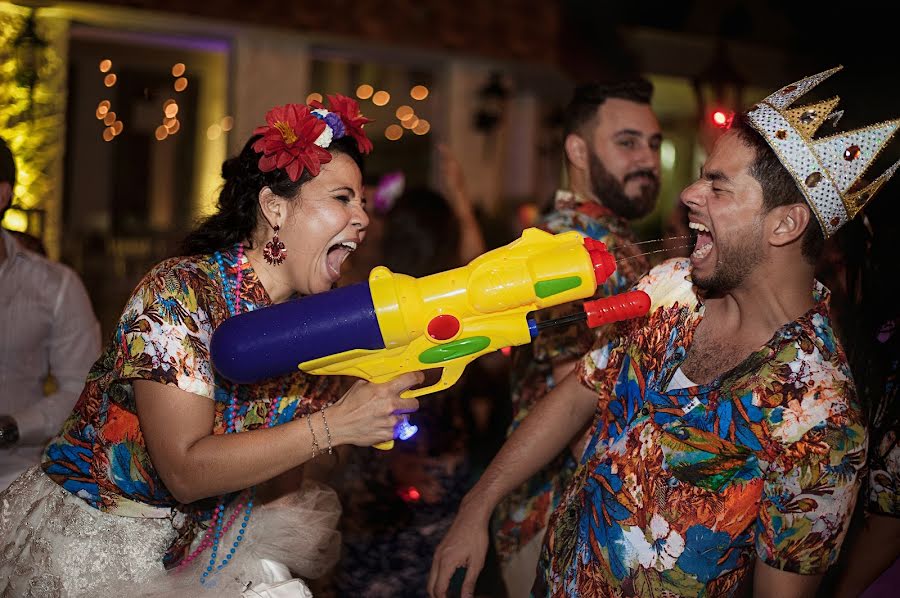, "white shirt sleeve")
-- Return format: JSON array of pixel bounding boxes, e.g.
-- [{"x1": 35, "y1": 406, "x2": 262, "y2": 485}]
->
[{"x1": 11, "y1": 267, "x2": 101, "y2": 444}]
